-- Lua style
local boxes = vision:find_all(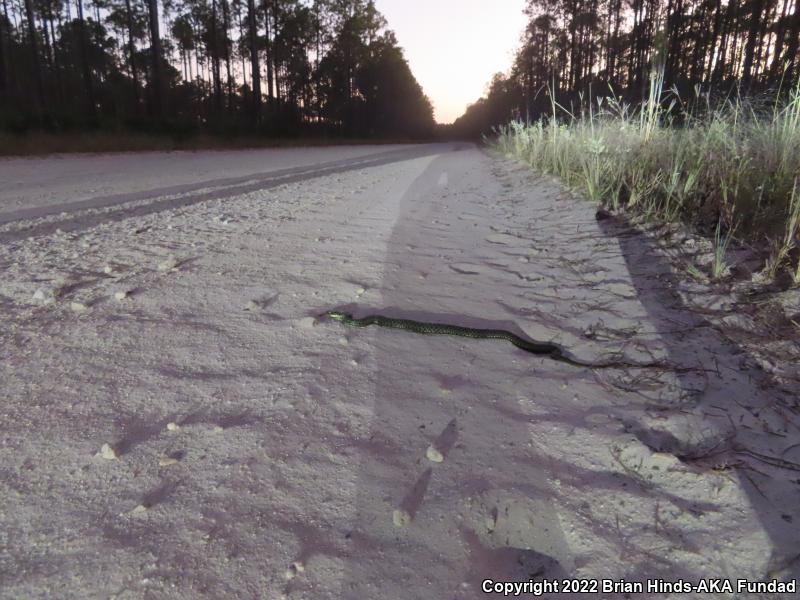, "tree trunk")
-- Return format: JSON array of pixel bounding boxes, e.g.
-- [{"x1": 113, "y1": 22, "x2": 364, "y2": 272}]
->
[
  {"x1": 41, "y1": 13, "x2": 53, "y2": 69},
  {"x1": 221, "y1": 0, "x2": 233, "y2": 109},
  {"x1": 609, "y1": 0, "x2": 621, "y2": 86},
  {"x1": 688, "y1": 0, "x2": 710, "y2": 82},
  {"x1": 23, "y1": 0, "x2": 45, "y2": 117},
  {"x1": 664, "y1": 0, "x2": 683, "y2": 87},
  {"x1": 712, "y1": 1, "x2": 736, "y2": 83},
  {"x1": 48, "y1": 15, "x2": 63, "y2": 102},
  {"x1": 146, "y1": 0, "x2": 163, "y2": 117},
  {"x1": 754, "y1": 1, "x2": 777, "y2": 81},
  {"x1": 742, "y1": 0, "x2": 765, "y2": 87},
  {"x1": 769, "y1": 0, "x2": 792, "y2": 75},
  {"x1": 236, "y1": 5, "x2": 247, "y2": 87},
  {"x1": 263, "y1": 0, "x2": 274, "y2": 104},
  {"x1": 785, "y1": 0, "x2": 800, "y2": 79},
  {"x1": 628, "y1": 0, "x2": 643, "y2": 91},
  {"x1": 272, "y1": 0, "x2": 281, "y2": 105},
  {"x1": 124, "y1": 0, "x2": 139, "y2": 108},
  {"x1": 210, "y1": 0, "x2": 222, "y2": 115},
  {"x1": 246, "y1": 0, "x2": 261, "y2": 122},
  {"x1": 76, "y1": 0, "x2": 97, "y2": 117},
  {"x1": 0, "y1": 0, "x2": 7, "y2": 95}
]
